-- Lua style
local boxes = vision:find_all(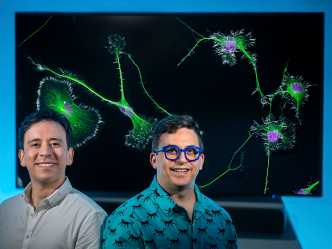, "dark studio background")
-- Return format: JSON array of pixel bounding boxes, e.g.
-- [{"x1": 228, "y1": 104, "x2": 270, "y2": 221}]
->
[{"x1": 16, "y1": 13, "x2": 323, "y2": 197}]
